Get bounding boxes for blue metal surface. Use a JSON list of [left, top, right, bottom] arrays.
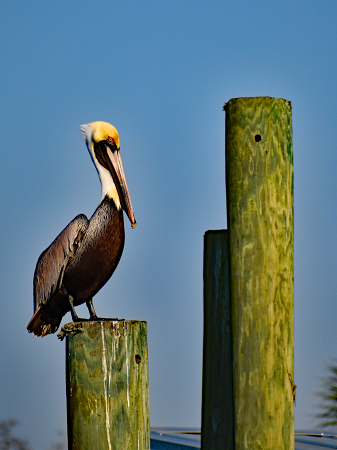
[[150, 428, 200, 449], [295, 433, 337, 449], [150, 429, 337, 449]]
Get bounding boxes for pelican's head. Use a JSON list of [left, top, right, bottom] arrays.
[[80, 121, 136, 228]]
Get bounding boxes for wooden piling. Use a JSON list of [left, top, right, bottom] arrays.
[[225, 97, 294, 450], [202, 230, 234, 450], [202, 97, 294, 449], [65, 320, 150, 450]]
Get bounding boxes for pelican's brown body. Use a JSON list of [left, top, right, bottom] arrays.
[[64, 198, 124, 304], [27, 122, 136, 337]]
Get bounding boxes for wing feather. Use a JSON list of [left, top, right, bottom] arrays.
[[33, 214, 89, 311]]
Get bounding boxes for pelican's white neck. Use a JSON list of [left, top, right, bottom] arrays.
[[80, 123, 121, 208]]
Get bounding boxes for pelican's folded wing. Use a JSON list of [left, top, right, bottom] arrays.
[[33, 214, 89, 311]]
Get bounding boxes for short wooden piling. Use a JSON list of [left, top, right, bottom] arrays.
[[65, 320, 150, 450], [202, 230, 234, 450]]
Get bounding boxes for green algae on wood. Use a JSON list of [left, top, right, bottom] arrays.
[[225, 97, 294, 450], [66, 320, 150, 450]]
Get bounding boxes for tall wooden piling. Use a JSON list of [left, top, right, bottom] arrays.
[[202, 97, 294, 449], [65, 320, 150, 450]]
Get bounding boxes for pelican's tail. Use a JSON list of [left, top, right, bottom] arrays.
[[27, 307, 57, 336], [27, 293, 68, 337]]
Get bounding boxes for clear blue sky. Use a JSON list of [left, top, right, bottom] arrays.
[[0, 1, 336, 448]]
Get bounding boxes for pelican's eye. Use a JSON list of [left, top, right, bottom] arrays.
[[107, 136, 114, 144]]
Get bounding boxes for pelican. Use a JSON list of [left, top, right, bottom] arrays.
[[27, 121, 136, 337]]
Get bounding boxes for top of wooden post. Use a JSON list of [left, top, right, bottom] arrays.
[[223, 96, 292, 112]]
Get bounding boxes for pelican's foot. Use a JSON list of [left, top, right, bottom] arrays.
[[89, 316, 119, 321], [72, 317, 91, 322]]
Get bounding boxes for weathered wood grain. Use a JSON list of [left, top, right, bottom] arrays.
[[224, 97, 294, 450], [66, 320, 150, 450]]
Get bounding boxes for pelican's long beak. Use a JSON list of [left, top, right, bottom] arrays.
[[107, 146, 137, 228], [94, 141, 137, 228]]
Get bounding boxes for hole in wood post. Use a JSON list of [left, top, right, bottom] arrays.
[[255, 134, 262, 142], [135, 354, 141, 364]]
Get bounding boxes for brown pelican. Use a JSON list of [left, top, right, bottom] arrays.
[[27, 121, 136, 337]]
